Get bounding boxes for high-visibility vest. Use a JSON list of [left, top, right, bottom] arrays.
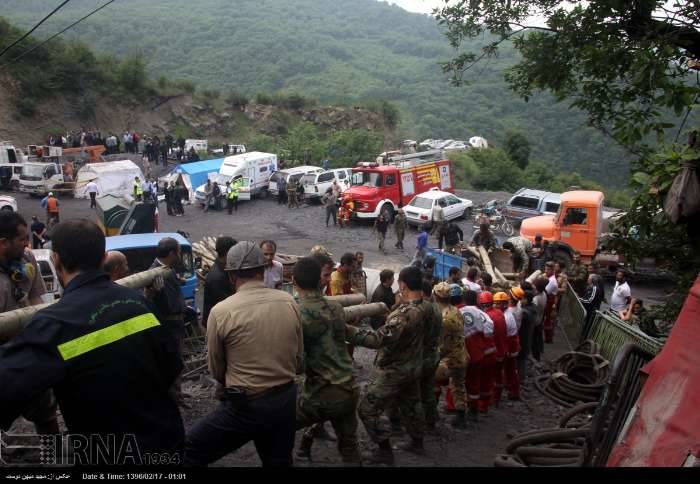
[[47, 197, 58, 213], [134, 181, 143, 195], [227, 185, 239, 199]]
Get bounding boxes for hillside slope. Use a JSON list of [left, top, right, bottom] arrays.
[[1, 0, 634, 187]]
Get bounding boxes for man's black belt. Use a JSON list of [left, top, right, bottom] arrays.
[[162, 314, 183, 321]]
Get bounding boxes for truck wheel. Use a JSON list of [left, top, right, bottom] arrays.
[[380, 203, 394, 223], [1, 206, 13, 212], [554, 249, 573, 270], [9, 180, 19, 191]]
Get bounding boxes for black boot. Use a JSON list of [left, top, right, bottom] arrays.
[[467, 407, 479, 423], [397, 437, 425, 455], [362, 440, 395, 466], [296, 435, 313, 460], [451, 410, 467, 429]]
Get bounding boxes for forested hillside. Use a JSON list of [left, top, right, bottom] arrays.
[[2, 0, 633, 186]]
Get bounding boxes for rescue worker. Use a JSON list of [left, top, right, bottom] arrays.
[[133, 176, 143, 201], [517, 285, 538, 384], [394, 207, 406, 250], [309, 247, 334, 296], [226, 180, 239, 214], [103, 250, 129, 281], [202, 236, 236, 327], [0, 212, 57, 437], [503, 289, 522, 400], [439, 221, 464, 254], [459, 290, 494, 419], [476, 292, 498, 414], [568, 252, 589, 296], [448, 267, 464, 287], [293, 258, 362, 465], [339, 195, 354, 227], [45, 192, 60, 224], [203, 180, 213, 212], [489, 292, 510, 406], [433, 283, 468, 429], [419, 280, 443, 430], [470, 223, 497, 252], [374, 214, 389, 254], [261, 240, 284, 290], [0, 220, 185, 464], [146, 237, 187, 407], [502, 236, 534, 276], [462, 266, 482, 294], [370, 269, 396, 329], [212, 182, 222, 211], [350, 251, 367, 296], [346, 266, 427, 466], [185, 242, 303, 467], [287, 178, 299, 209]]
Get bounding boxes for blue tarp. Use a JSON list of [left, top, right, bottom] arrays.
[[172, 158, 225, 191]]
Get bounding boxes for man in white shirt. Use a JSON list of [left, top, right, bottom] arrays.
[[86, 181, 99, 209], [543, 262, 559, 344], [461, 267, 482, 294], [431, 200, 445, 235], [261, 240, 284, 290], [610, 270, 632, 312], [141, 179, 152, 202]]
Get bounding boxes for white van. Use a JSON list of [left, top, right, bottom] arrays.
[[194, 152, 277, 204], [268, 165, 323, 196], [185, 139, 208, 153], [301, 168, 353, 201]]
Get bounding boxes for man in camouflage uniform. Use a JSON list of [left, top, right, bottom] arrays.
[[419, 279, 443, 430], [293, 258, 361, 465], [287, 178, 299, 209], [470, 223, 498, 252], [568, 252, 588, 296], [346, 266, 426, 465], [434, 283, 468, 428], [394, 207, 407, 250], [502, 236, 534, 275]]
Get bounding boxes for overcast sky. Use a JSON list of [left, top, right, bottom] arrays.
[[379, 0, 444, 14]]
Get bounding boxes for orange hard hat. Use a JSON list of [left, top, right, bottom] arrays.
[[510, 287, 525, 301], [478, 291, 493, 305], [493, 292, 509, 303]]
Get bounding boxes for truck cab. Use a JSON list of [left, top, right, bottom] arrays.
[[520, 190, 604, 266], [105, 233, 198, 312], [19, 161, 74, 196]]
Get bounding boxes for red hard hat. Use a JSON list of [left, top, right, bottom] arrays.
[[478, 291, 493, 305]]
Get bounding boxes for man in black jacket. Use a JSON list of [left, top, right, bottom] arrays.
[[0, 220, 184, 465], [202, 236, 236, 327], [439, 221, 464, 253]]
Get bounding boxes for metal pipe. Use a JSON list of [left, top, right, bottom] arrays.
[[344, 302, 388, 320], [327, 294, 366, 307], [0, 266, 171, 342]]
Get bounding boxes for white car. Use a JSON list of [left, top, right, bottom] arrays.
[[32, 249, 62, 302], [268, 166, 323, 196], [405, 189, 473, 227], [0, 195, 18, 212], [301, 168, 352, 201]]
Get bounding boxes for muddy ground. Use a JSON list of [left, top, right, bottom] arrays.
[[4, 159, 669, 467]]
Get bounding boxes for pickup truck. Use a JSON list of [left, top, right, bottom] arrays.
[[503, 188, 561, 224]]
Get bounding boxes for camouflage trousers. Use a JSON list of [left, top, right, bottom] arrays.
[[420, 361, 440, 426], [288, 192, 299, 208], [435, 362, 466, 411], [358, 368, 424, 443], [378, 232, 386, 252], [297, 385, 360, 462]]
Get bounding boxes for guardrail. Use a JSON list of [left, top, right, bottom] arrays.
[[582, 311, 663, 361], [557, 283, 587, 349]]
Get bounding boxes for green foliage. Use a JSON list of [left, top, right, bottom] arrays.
[[226, 90, 248, 108], [174, 79, 196, 95], [503, 130, 531, 169], [364, 99, 401, 129], [1, 0, 637, 187], [448, 151, 481, 189], [201, 88, 220, 100], [116, 53, 148, 94]]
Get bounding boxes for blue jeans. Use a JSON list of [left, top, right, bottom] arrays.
[[184, 382, 297, 467]]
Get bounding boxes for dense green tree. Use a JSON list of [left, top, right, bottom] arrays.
[[436, 0, 700, 319], [503, 130, 531, 169]]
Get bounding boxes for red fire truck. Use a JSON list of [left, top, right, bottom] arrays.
[[344, 150, 454, 221]]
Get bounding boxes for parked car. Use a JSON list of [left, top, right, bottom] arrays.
[[503, 188, 561, 225], [405, 188, 473, 227], [0, 195, 18, 212], [32, 249, 62, 302], [268, 166, 323, 196], [301, 168, 353, 201]]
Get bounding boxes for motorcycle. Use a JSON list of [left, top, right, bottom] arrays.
[[473, 201, 515, 237]]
